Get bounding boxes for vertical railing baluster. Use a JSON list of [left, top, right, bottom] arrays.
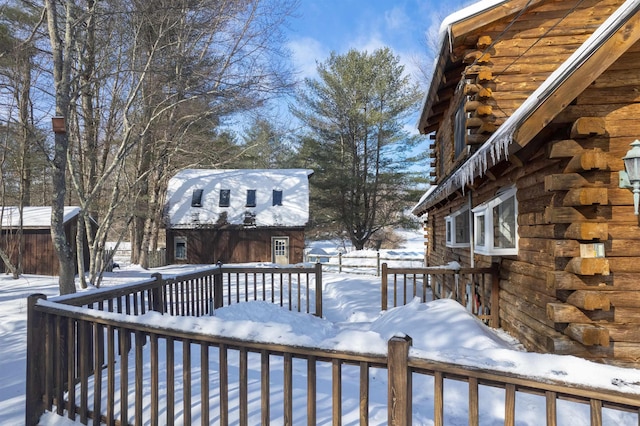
[[505, 383, 516, 426], [106, 325, 115, 426], [360, 361, 369, 426], [166, 338, 175, 424], [150, 334, 159, 426], [239, 348, 248, 426], [546, 391, 557, 426], [469, 377, 478, 426], [119, 328, 129, 425], [307, 356, 316, 426], [332, 360, 342, 425], [201, 344, 209, 426], [183, 340, 192, 425], [219, 344, 229, 426], [261, 350, 270, 425], [283, 353, 292, 426], [135, 332, 144, 426]]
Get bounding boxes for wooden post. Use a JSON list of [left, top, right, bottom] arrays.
[[376, 251, 381, 276], [381, 263, 388, 311], [490, 263, 500, 328], [213, 268, 223, 309], [314, 262, 323, 318], [26, 294, 47, 426], [338, 252, 342, 273], [388, 335, 413, 426], [150, 273, 165, 313]]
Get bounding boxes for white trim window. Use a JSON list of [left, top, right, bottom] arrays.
[[472, 187, 518, 255], [445, 208, 470, 247]]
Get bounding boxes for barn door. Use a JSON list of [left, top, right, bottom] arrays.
[[272, 237, 289, 265]]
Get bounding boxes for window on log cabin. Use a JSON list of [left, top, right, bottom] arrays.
[[472, 186, 518, 256], [219, 189, 231, 207], [445, 208, 470, 247], [453, 91, 470, 159]]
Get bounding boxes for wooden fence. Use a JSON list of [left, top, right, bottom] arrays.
[[381, 263, 500, 328], [305, 251, 424, 276], [25, 264, 640, 425]]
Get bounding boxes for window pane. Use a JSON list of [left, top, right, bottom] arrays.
[[274, 239, 286, 256], [246, 189, 256, 207], [273, 190, 283, 206], [494, 195, 516, 248], [455, 210, 470, 243], [454, 100, 467, 158], [219, 189, 230, 207], [175, 240, 186, 260], [446, 220, 452, 243], [191, 189, 203, 207], [476, 214, 485, 247]]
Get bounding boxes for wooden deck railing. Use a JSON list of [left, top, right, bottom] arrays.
[[56, 263, 323, 318], [25, 264, 640, 425], [380, 263, 500, 328]]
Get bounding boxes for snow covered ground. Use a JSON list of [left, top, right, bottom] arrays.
[[2, 230, 640, 425]]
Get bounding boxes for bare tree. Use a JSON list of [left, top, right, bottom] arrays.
[[38, 0, 297, 290]]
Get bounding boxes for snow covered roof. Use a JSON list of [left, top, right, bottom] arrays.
[[414, 0, 640, 215], [165, 169, 313, 228], [0, 206, 80, 228]]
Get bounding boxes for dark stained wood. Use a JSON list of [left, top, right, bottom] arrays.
[[166, 227, 306, 265]]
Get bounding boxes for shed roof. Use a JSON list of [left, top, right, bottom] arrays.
[[414, 0, 640, 216], [165, 169, 313, 228], [0, 206, 81, 229]]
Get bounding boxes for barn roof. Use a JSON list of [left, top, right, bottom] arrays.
[[413, 0, 640, 216], [165, 169, 313, 228], [0, 206, 81, 228]]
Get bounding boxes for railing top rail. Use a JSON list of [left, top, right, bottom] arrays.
[[408, 356, 640, 410], [220, 265, 319, 274], [50, 275, 162, 306], [383, 266, 496, 275], [34, 298, 384, 366]]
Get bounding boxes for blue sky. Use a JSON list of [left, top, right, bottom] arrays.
[[285, 0, 476, 82]]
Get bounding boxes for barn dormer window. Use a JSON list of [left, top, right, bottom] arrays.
[[219, 189, 230, 207], [246, 189, 256, 207], [191, 189, 203, 207], [272, 190, 283, 206]]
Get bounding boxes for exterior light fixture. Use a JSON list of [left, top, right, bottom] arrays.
[[619, 140, 640, 215]]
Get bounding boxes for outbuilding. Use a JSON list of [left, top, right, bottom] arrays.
[[164, 169, 313, 265], [0, 206, 90, 276]]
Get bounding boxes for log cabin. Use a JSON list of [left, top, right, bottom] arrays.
[[0, 206, 91, 276], [413, 0, 640, 366], [164, 169, 313, 265]]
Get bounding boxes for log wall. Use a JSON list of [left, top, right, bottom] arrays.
[[426, 0, 640, 365]]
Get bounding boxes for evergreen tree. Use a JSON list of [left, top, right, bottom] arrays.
[[293, 48, 423, 249]]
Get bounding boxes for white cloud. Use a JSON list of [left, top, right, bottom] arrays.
[[287, 37, 328, 80], [384, 6, 410, 31]]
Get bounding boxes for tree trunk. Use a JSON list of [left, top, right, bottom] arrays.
[[46, 0, 76, 295]]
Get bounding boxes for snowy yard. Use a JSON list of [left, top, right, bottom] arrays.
[[2, 232, 640, 424]]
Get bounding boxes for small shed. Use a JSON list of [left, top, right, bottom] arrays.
[[164, 169, 313, 265], [0, 206, 90, 276], [413, 0, 640, 366]]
